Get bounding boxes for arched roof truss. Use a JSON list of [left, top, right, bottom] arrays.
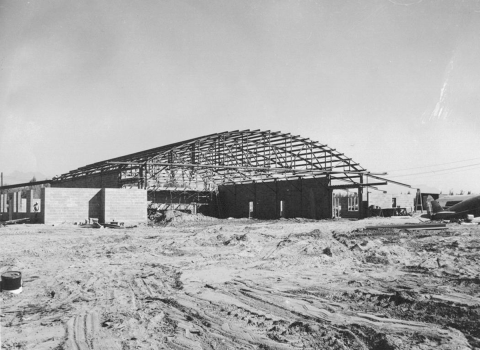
[[53, 129, 398, 191]]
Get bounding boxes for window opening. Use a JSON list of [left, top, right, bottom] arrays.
[[348, 193, 358, 211], [333, 194, 341, 218]]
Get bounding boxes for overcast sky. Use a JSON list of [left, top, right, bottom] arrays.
[[1, 0, 479, 193]]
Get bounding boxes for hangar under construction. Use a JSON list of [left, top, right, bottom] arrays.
[[1, 129, 412, 223]]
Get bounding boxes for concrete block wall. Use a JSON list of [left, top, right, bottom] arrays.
[[102, 188, 147, 224], [218, 177, 330, 220], [42, 188, 101, 224], [368, 192, 392, 208], [393, 193, 415, 212], [41, 188, 147, 224]]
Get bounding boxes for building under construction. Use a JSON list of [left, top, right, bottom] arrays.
[[38, 129, 409, 220]]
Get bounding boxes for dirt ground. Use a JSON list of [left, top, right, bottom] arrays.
[[1, 215, 480, 350]]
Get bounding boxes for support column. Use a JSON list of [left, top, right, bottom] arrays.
[[0, 193, 4, 220], [9, 193, 14, 220], [358, 175, 364, 219], [327, 175, 333, 219], [139, 167, 144, 189], [14, 192, 20, 214], [26, 190, 33, 214]]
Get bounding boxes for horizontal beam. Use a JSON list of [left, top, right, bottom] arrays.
[[328, 181, 388, 189], [366, 174, 411, 188], [110, 161, 295, 172], [108, 161, 386, 175], [0, 180, 51, 190]]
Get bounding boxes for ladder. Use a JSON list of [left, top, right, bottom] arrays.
[[414, 189, 423, 213]]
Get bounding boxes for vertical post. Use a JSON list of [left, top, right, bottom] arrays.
[[2, 193, 7, 214], [26, 190, 33, 214], [139, 166, 144, 189], [144, 165, 148, 189], [14, 192, 19, 214], [9, 193, 14, 220], [253, 181, 257, 218], [358, 175, 364, 219], [415, 189, 423, 213], [366, 176, 369, 215], [327, 175, 333, 219], [40, 187, 46, 224]]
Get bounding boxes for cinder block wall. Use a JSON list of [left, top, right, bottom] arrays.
[[368, 192, 392, 208], [102, 188, 147, 224], [41, 188, 147, 224], [42, 188, 101, 224], [218, 177, 330, 220], [393, 194, 415, 212]]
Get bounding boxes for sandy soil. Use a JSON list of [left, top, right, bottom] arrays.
[[1, 215, 480, 350]]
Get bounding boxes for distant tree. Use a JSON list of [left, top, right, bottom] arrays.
[[30, 176, 37, 183], [468, 191, 472, 195], [449, 189, 454, 195], [459, 190, 464, 195]]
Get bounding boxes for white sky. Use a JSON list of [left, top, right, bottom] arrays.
[[1, 0, 480, 193]]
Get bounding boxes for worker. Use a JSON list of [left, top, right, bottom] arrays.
[[33, 202, 39, 222]]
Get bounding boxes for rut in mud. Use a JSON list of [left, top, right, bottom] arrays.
[[1, 217, 479, 349]]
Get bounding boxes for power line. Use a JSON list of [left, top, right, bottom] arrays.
[[386, 156, 480, 173], [388, 162, 480, 178]]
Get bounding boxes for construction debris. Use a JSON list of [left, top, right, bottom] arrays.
[[0, 218, 30, 226], [365, 223, 447, 230]]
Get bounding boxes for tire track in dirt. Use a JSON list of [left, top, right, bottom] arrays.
[[216, 280, 471, 349], [66, 311, 120, 350]]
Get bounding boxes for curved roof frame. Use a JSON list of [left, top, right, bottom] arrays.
[[54, 129, 376, 191]]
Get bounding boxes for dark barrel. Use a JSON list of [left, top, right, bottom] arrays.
[[1, 271, 22, 291]]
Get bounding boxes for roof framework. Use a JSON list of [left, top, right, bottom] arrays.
[[53, 129, 397, 191]]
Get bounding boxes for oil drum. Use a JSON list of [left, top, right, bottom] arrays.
[[1, 271, 22, 294]]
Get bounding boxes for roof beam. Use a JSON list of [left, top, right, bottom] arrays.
[[328, 181, 387, 189]]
